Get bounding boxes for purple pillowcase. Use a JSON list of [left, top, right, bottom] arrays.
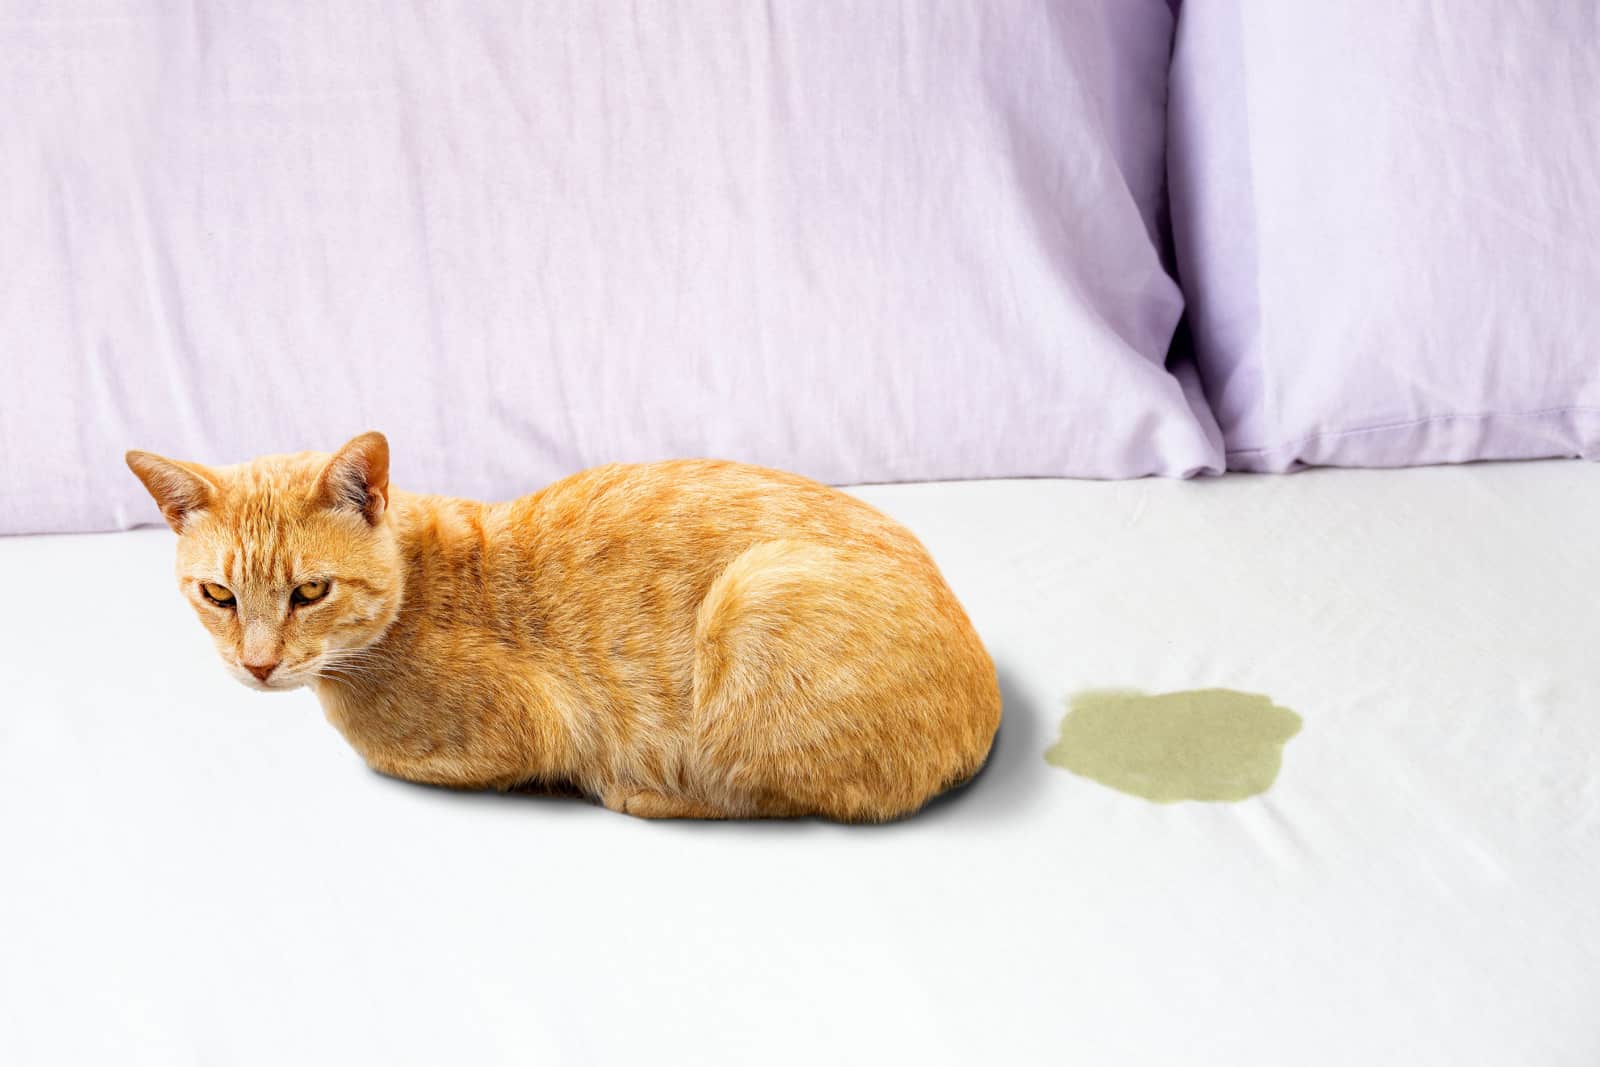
[[1168, 2, 1600, 471], [0, 1, 1216, 535]]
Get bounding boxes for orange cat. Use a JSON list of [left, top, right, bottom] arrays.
[[126, 433, 1000, 820]]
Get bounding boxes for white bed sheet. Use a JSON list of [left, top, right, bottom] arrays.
[[2, 461, 1597, 1066]]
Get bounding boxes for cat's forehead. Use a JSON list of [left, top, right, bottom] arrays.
[[203, 452, 345, 527], [178, 512, 339, 582], [215, 451, 330, 498], [174, 460, 366, 580]]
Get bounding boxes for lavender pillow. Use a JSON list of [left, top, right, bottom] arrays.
[[1168, 2, 1600, 471], [0, 1, 1216, 535]]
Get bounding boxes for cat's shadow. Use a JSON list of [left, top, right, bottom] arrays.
[[907, 662, 1043, 827], [375, 660, 1045, 831]]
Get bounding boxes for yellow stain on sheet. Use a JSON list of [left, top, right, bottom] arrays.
[[1046, 689, 1301, 803]]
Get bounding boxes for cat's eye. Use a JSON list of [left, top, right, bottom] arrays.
[[292, 579, 330, 606], [200, 582, 235, 607]]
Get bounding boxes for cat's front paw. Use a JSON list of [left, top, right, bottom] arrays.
[[600, 786, 728, 820]]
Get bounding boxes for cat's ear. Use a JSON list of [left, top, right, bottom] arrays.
[[315, 431, 390, 524], [125, 450, 219, 533]]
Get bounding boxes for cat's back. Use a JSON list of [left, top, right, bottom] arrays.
[[478, 459, 951, 727], [464, 459, 997, 818], [502, 459, 921, 577]]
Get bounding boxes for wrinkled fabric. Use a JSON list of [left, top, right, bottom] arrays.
[[1169, 1, 1600, 471], [5, 462, 1600, 1065], [0, 0, 1215, 535]]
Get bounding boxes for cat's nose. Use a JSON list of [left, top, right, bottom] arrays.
[[245, 661, 279, 682]]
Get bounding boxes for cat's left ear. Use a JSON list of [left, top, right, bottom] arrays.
[[315, 431, 390, 525]]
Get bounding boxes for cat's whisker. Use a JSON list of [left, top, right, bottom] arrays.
[[315, 647, 402, 681]]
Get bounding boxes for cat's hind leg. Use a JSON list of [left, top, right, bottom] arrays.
[[691, 540, 998, 822]]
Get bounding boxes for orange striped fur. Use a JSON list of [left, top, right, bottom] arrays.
[[126, 433, 1000, 820]]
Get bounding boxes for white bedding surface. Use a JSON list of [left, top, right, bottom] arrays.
[[2, 462, 1597, 1066]]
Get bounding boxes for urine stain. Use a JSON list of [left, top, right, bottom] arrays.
[[1045, 689, 1302, 803]]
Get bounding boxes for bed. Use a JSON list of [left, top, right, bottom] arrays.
[[3, 460, 1596, 1066], [5, 3, 1599, 1062]]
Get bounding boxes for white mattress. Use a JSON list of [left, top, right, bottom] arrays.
[[3, 462, 1597, 1066]]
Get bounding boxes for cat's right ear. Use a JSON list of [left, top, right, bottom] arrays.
[[125, 450, 218, 533]]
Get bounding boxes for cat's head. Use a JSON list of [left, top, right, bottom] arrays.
[[126, 432, 404, 692]]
